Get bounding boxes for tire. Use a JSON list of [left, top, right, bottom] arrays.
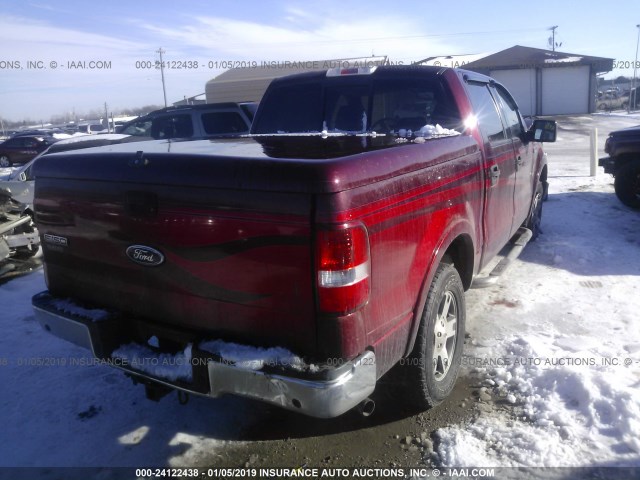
[[525, 181, 544, 240], [0, 156, 11, 168], [402, 262, 466, 410], [614, 162, 640, 209]]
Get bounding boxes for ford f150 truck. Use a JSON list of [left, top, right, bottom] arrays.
[[31, 66, 555, 418]]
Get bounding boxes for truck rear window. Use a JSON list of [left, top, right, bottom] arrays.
[[254, 83, 323, 134], [253, 76, 461, 135]]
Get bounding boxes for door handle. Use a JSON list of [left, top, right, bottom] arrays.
[[516, 156, 524, 166], [489, 164, 500, 187]]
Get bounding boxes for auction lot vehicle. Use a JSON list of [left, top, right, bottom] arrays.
[[600, 125, 640, 209], [0, 134, 139, 210], [0, 187, 39, 275], [0, 135, 58, 167], [32, 66, 555, 418], [117, 102, 257, 139]]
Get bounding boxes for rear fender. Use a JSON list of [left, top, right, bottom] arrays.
[[403, 220, 476, 358]]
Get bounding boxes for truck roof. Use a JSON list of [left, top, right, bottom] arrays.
[[265, 64, 491, 84]]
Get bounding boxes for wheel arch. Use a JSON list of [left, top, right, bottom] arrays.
[[403, 224, 476, 358]]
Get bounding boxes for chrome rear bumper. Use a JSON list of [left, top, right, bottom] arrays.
[[32, 291, 376, 418]]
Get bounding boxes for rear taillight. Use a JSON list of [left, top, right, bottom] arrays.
[[315, 224, 370, 314]]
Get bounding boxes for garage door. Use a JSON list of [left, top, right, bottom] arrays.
[[490, 69, 536, 116], [541, 66, 590, 115]]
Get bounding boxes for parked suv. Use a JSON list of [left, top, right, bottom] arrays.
[[118, 102, 257, 140]]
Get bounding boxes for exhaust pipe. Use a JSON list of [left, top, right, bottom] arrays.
[[357, 397, 375, 417]]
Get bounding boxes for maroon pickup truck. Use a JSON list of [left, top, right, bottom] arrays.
[[31, 66, 555, 418]]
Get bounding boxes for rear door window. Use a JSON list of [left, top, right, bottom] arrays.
[[201, 111, 249, 134], [150, 114, 194, 139], [121, 119, 152, 136], [465, 82, 506, 143]]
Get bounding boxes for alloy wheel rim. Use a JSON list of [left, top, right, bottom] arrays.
[[432, 290, 458, 380]]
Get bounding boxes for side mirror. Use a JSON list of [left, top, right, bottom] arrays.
[[528, 119, 556, 143]]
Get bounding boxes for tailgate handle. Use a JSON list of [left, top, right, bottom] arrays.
[[125, 191, 158, 217]]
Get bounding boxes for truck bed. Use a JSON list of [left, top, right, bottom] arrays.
[[34, 135, 479, 361]]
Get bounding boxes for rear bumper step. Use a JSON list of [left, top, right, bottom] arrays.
[[598, 156, 615, 175], [31, 291, 376, 418]]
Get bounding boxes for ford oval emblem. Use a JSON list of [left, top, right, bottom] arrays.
[[126, 245, 165, 266]]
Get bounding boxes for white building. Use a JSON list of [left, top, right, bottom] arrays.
[[464, 45, 613, 116], [203, 47, 613, 116]]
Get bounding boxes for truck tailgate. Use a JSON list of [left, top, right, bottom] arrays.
[[33, 143, 316, 354]]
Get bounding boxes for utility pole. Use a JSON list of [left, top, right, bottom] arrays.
[[104, 102, 109, 132], [630, 24, 640, 113], [157, 47, 168, 108], [549, 26, 558, 51]]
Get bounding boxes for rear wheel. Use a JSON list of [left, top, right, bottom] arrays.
[[0, 155, 11, 168], [402, 262, 465, 410], [614, 162, 640, 209]]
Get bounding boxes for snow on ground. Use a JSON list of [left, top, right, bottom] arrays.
[[0, 272, 258, 468], [0, 114, 639, 471], [434, 115, 640, 469]]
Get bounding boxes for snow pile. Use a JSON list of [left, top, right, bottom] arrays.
[[437, 333, 640, 467], [433, 122, 640, 468], [111, 343, 193, 382], [544, 56, 583, 64], [417, 123, 459, 137], [50, 298, 110, 322], [200, 339, 313, 372]]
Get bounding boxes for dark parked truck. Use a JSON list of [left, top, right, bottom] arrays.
[[600, 125, 640, 209], [32, 66, 555, 418]]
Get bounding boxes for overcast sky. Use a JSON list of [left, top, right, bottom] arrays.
[[1, 0, 639, 123]]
